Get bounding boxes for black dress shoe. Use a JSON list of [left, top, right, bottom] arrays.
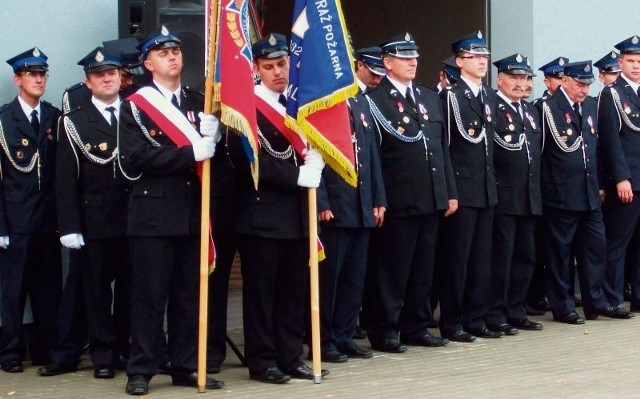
[[284, 363, 329, 380], [507, 317, 543, 331], [444, 330, 476, 343], [596, 305, 635, 319], [370, 338, 407, 353], [487, 323, 519, 336], [37, 363, 77, 376], [206, 360, 221, 374], [126, 374, 150, 396], [318, 350, 348, 363], [553, 311, 584, 325], [172, 372, 224, 389], [250, 366, 291, 384], [401, 332, 449, 347], [94, 365, 115, 379], [467, 326, 505, 338], [338, 345, 373, 359], [352, 326, 367, 340], [1, 359, 23, 373]]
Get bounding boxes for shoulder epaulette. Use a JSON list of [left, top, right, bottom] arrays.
[[183, 86, 204, 97], [607, 81, 619, 88], [63, 106, 83, 116], [64, 82, 86, 92]]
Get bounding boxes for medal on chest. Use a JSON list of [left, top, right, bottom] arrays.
[[485, 104, 492, 123], [525, 112, 536, 129], [360, 113, 368, 128], [506, 112, 514, 131], [419, 103, 429, 121], [396, 101, 404, 113], [587, 116, 595, 134]]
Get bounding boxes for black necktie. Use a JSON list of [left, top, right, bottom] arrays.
[[406, 87, 416, 109], [106, 106, 117, 126], [511, 102, 521, 118], [278, 93, 287, 107], [171, 94, 180, 109], [477, 90, 483, 104], [573, 103, 582, 127], [30, 109, 40, 134]]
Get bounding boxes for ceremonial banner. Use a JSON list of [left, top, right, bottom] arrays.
[[213, 0, 260, 187], [286, 0, 358, 187]]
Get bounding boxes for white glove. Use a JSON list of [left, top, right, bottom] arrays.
[[297, 165, 322, 188], [60, 233, 85, 249], [198, 112, 221, 143], [0, 236, 9, 249], [303, 148, 325, 170], [193, 136, 215, 161]]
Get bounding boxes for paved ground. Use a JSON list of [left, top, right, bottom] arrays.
[[2, 285, 639, 398]]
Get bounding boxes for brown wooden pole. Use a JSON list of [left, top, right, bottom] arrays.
[[198, 0, 220, 392], [308, 187, 322, 383]]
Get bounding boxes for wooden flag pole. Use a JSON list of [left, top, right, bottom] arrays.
[[308, 187, 322, 383], [198, 0, 220, 393]]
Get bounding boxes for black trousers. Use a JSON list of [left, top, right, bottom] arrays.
[[526, 217, 547, 307], [50, 248, 87, 366], [206, 231, 238, 365], [126, 235, 199, 377], [543, 207, 608, 317], [319, 227, 370, 352], [486, 215, 537, 324], [0, 233, 61, 363], [238, 235, 308, 374], [363, 213, 438, 343], [439, 206, 494, 336], [80, 238, 131, 367], [602, 192, 640, 307]]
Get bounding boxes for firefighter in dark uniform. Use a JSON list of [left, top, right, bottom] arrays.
[[527, 56, 571, 316], [354, 46, 386, 92], [485, 54, 544, 335], [0, 48, 62, 373], [598, 36, 640, 314], [316, 47, 388, 363], [39, 47, 133, 380], [362, 32, 456, 353], [237, 33, 327, 384], [594, 51, 621, 86], [438, 31, 502, 342], [540, 60, 632, 324], [117, 26, 223, 395]]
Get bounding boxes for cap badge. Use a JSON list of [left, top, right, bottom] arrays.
[[404, 32, 411, 41], [477, 31, 483, 39], [161, 25, 169, 36], [611, 51, 617, 58], [268, 34, 277, 46], [516, 54, 523, 63], [584, 64, 591, 73], [33, 47, 40, 57], [559, 58, 565, 66], [526, 58, 530, 66], [95, 51, 104, 62], [633, 36, 639, 45]]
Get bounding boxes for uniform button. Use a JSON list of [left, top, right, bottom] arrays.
[[426, 137, 430, 141], [429, 152, 433, 156], [143, 190, 148, 195], [358, 164, 362, 168], [125, 188, 129, 192], [486, 167, 490, 170], [584, 144, 588, 148], [432, 167, 436, 171], [187, 181, 191, 186], [256, 197, 261, 201]]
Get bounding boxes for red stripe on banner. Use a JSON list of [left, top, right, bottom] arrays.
[[128, 93, 216, 265], [255, 95, 307, 157]]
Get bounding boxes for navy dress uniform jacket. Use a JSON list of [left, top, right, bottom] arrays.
[[366, 77, 457, 216], [119, 85, 204, 236], [441, 79, 498, 208], [494, 97, 542, 216], [597, 76, 640, 189], [317, 93, 387, 227], [0, 98, 60, 235], [234, 113, 308, 239], [540, 90, 600, 211], [56, 103, 129, 239]]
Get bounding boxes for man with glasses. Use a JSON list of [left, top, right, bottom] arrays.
[[0, 48, 62, 373], [439, 31, 502, 342]]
